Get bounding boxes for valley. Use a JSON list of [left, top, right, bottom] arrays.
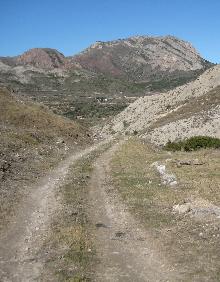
[[0, 35, 220, 281], [0, 36, 213, 124]]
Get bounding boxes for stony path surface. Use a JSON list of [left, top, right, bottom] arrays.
[[0, 139, 110, 282], [88, 141, 180, 282]]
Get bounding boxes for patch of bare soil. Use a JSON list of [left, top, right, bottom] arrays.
[[88, 141, 181, 281]]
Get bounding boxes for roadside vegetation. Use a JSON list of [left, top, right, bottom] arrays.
[[111, 138, 220, 281]]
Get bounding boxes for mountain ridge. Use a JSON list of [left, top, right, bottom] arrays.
[[69, 35, 211, 80], [0, 35, 214, 122], [0, 35, 213, 75]]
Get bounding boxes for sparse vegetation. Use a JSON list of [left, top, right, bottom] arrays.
[[123, 120, 129, 128], [147, 69, 207, 91], [0, 88, 90, 230], [111, 139, 220, 281], [42, 157, 95, 281], [149, 85, 220, 131], [63, 99, 128, 121]]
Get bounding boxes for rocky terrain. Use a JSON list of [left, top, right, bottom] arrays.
[[103, 64, 220, 144], [0, 36, 213, 123], [70, 35, 211, 81], [0, 34, 220, 281], [1, 36, 211, 76], [0, 48, 66, 69]]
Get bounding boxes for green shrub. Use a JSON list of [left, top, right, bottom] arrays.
[[164, 139, 183, 151], [164, 136, 220, 152]]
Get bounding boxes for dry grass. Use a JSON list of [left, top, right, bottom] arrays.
[[0, 88, 89, 141], [40, 157, 95, 281], [111, 138, 220, 281], [0, 88, 91, 232], [166, 149, 220, 204]]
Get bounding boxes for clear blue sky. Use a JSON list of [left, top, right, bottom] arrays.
[[0, 0, 219, 63]]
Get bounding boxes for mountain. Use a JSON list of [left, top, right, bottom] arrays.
[[0, 36, 212, 82], [0, 48, 66, 69], [1, 36, 211, 74], [69, 35, 211, 81], [0, 36, 214, 122], [15, 48, 66, 69], [102, 64, 220, 143]]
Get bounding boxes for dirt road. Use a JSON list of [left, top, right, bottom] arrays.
[[0, 139, 111, 282], [88, 141, 180, 281], [0, 139, 181, 281]]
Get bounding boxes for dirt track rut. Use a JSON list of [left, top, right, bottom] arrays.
[[88, 141, 180, 281], [0, 139, 110, 282]]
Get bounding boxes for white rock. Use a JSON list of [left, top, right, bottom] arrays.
[[173, 203, 191, 214]]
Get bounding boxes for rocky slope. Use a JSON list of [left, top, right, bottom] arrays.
[[70, 35, 211, 81], [0, 48, 66, 69], [102, 65, 220, 144], [16, 48, 66, 69]]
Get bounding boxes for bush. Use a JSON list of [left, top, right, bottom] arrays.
[[165, 140, 183, 151], [164, 136, 220, 152]]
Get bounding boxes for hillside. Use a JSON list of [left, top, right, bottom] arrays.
[[0, 48, 66, 69], [70, 35, 211, 81], [0, 36, 213, 123], [0, 87, 90, 229], [102, 65, 220, 144]]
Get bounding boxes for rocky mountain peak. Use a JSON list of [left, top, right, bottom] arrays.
[[15, 48, 66, 69], [70, 35, 211, 80]]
